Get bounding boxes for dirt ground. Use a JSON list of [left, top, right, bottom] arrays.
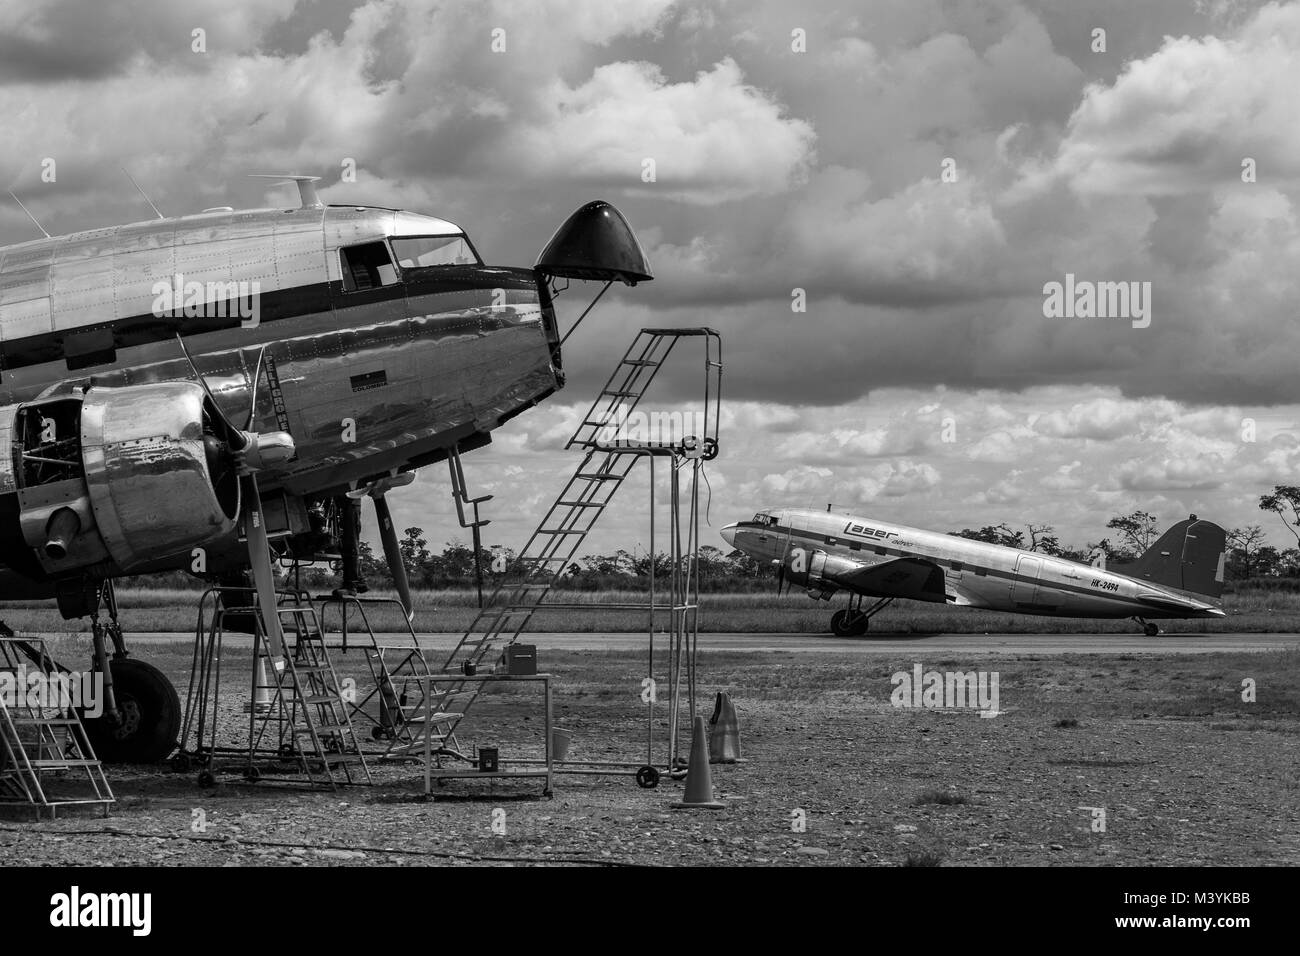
[[2, 644, 1297, 866]]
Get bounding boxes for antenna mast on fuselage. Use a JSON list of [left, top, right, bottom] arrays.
[[121, 167, 166, 220], [6, 189, 50, 238]]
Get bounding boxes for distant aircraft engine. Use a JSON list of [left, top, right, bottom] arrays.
[[0, 382, 240, 579], [778, 546, 857, 597]]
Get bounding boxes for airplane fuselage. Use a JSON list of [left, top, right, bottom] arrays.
[[724, 507, 1225, 621], [0, 203, 563, 590]]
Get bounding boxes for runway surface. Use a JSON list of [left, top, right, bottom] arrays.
[[98, 631, 1300, 654]]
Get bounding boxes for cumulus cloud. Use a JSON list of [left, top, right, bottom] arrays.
[[506, 58, 815, 202], [1037, 1, 1300, 196]]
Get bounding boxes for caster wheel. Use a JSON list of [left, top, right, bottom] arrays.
[[636, 765, 660, 789], [196, 770, 216, 788]]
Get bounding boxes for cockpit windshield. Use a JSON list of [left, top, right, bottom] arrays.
[[752, 512, 776, 526], [391, 235, 479, 269]]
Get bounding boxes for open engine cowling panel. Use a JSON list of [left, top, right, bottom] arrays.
[[0, 382, 239, 578]]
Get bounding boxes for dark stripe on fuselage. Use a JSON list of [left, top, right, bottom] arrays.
[[762, 522, 1193, 614], [0, 265, 545, 382]]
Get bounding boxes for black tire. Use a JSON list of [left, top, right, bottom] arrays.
[[831, 609, 861, 637], [81, 658, 181, 764], [1143, 622, 1160, 637], [636, 765, 660, 789], [850, 614, 871, 637]]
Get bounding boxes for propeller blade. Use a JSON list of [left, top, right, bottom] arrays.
[[242, 473, 285, 660], [176, 333, 249, 451], [245, 345, 268, 431], [372, 494, 414, 622]]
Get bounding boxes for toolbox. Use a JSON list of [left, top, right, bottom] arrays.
[[502, 644, 537, 676]]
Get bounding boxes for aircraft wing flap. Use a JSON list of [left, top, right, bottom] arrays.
[[833, 557, 947, 602]]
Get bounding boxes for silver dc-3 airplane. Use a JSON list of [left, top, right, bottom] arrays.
[[0, 175, 653, 762], [721, 507, 1227, 637]]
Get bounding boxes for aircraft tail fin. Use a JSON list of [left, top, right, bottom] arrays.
[[1126, 515, 1227, 599]]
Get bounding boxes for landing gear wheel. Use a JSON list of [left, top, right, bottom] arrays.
[[636, 765, 660, 789], [1143, 622, 1160, 637], [81, 658, 181, 763], [831, 609, 869, 637]]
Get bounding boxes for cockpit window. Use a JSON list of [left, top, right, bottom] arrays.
[[752, 513, 775, 526], [340, 242, 399, 292], [391, 235, 479, 269]]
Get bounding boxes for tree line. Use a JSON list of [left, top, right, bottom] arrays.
[[117, 486, 1300, 592]]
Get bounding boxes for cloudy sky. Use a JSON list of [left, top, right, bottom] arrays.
[[4, 0, 1300, 558]]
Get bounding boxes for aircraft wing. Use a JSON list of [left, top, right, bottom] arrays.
[[832, 557, 948, 602]]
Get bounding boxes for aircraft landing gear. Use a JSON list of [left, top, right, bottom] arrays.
[[1135, 617, 1161, 637], [830, 596, 895, 637], [78, 579, 182, 764], [831, 609, 867, 637]]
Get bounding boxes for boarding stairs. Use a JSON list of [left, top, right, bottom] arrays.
[[0, 634, 114, 818], [389, 328, 722, 762]]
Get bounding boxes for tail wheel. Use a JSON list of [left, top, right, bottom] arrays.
[[1143, 622, 1160, 637], [81, 658, 181, 763]]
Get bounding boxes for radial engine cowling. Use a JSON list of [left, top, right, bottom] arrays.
[[5, 382, 240, 577], [779, 546, 859, 595]]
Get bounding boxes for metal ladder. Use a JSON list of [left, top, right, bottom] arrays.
[[397, 328, 721, 760], [0, 635, 114, 818], [245, 603, 372, 788], [314, 594, 442, 754]]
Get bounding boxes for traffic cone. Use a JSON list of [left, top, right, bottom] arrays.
[[672, 715, 725, 809], [247, 653, 272, 714], [708, 691, 743, 764]]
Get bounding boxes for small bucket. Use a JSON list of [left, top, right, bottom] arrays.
[[551, 728, 573, 762]]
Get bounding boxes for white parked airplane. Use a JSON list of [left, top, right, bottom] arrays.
[[720, 507, 1226, 636]]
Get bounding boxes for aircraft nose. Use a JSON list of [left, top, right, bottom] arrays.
[[720, 523, 737, 548]]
